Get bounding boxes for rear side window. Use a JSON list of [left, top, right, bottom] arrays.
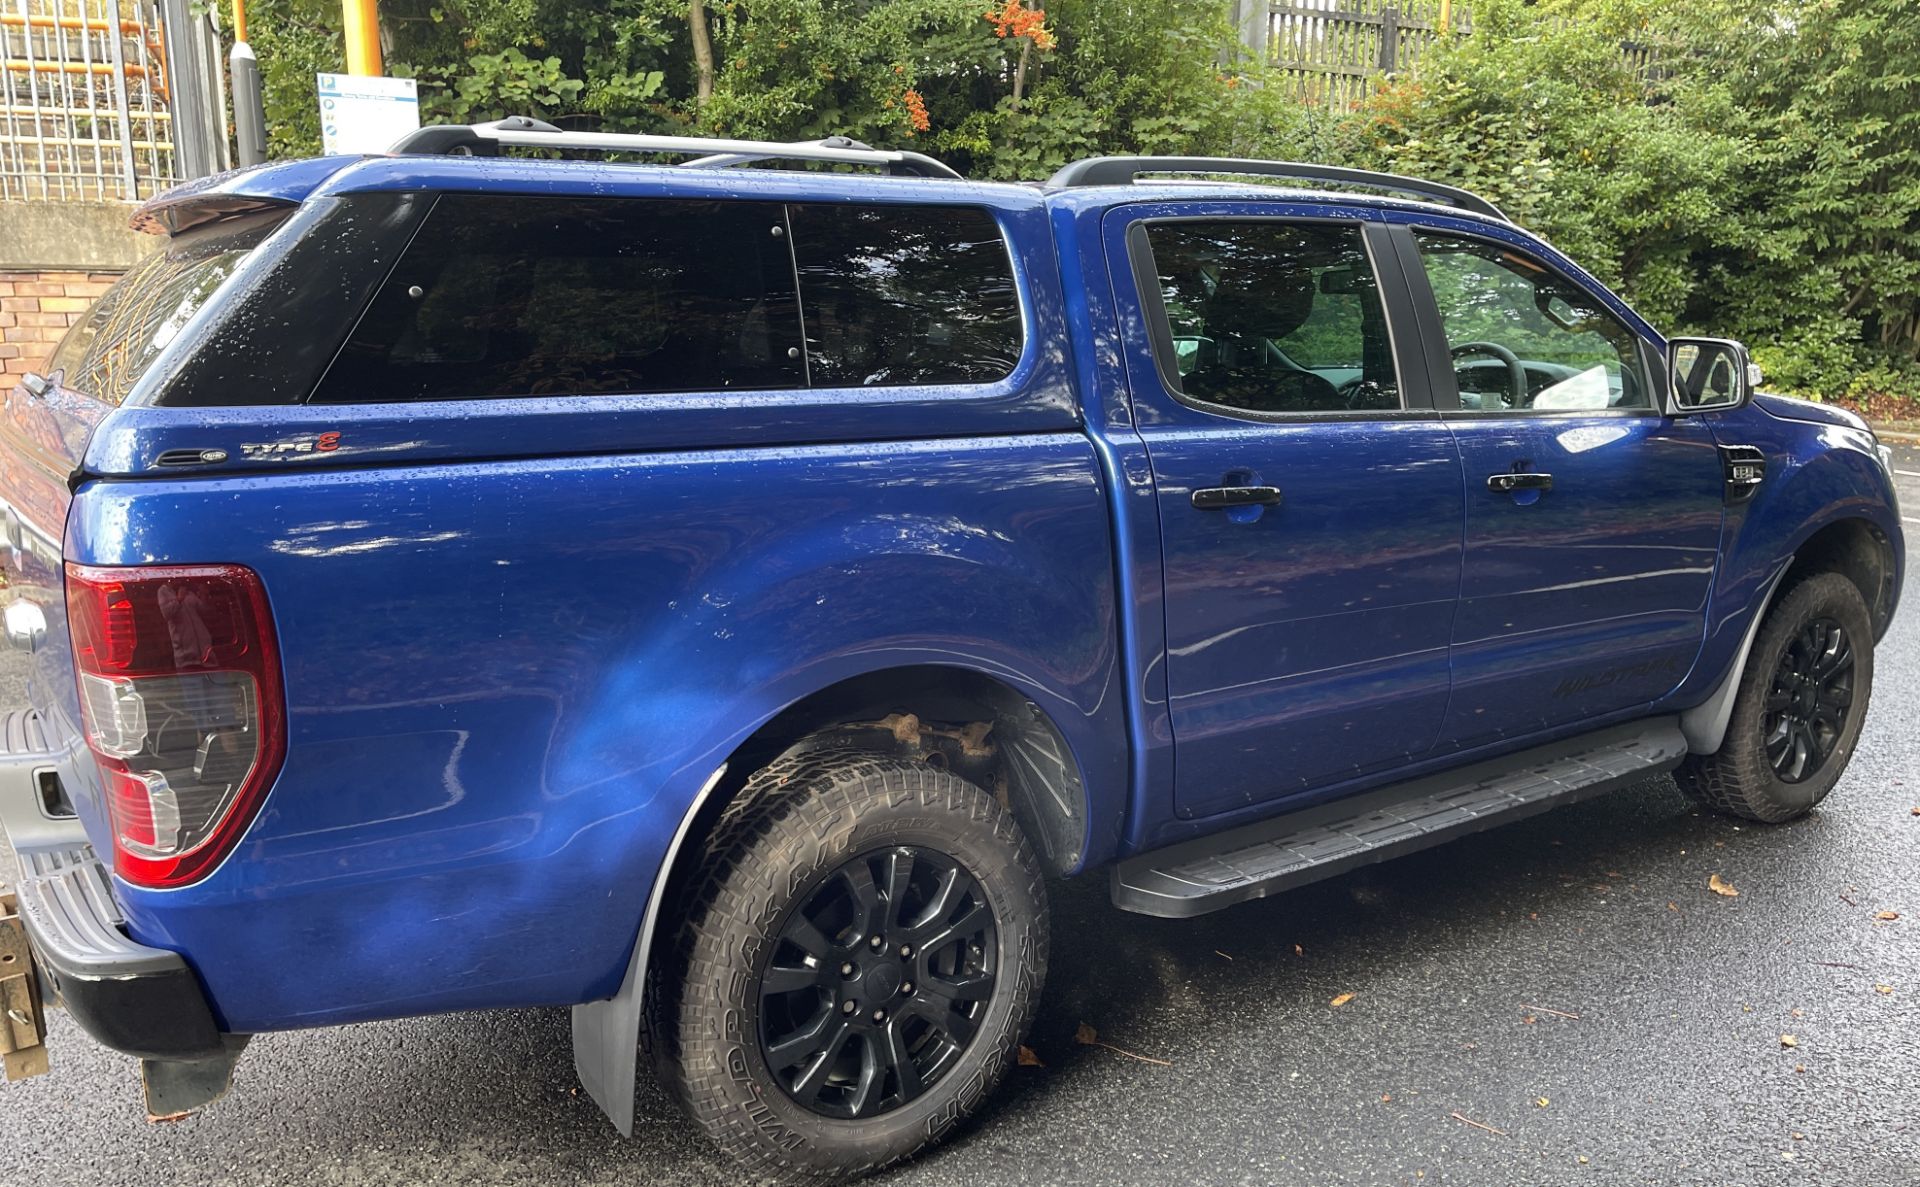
[[312, 195, 1022, 402], [49, 212, 284, 407], [790, 203, 1020, 387], [315, 196, 805, 401]]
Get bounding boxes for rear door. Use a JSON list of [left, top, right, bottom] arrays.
[[1106, 203, 1466, 820], [1391, 221, 1723, 752]]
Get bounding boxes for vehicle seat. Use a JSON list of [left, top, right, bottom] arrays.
[[1182, 269, 1340, 414]]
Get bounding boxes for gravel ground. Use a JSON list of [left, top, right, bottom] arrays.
[[2, 448, 1916, 1187]]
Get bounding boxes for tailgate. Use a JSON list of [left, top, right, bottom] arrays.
[[2, 377, 105, 734], [2, 376, 105, 866]]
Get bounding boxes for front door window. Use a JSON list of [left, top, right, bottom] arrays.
[[1413, 232, 1651, 412]]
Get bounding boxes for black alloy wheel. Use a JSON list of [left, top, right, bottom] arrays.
[[759, 845, 998, 1119], [1676, 571, 1875, 823], [651, 748, 1047, 1182], [1763, 617, 1855, 783]]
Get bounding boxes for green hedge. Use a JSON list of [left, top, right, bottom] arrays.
[[244, 0, 1920, 404]]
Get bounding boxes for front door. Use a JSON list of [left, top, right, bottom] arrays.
[[1398, 224, 1724, 753], [1110, 207, 1466, 820]]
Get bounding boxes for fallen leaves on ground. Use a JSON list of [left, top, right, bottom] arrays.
[[1074, 1023, 1172, 1066], [1536, 1097, 1550, 1108], [1709, 874, 1740, 898], [1017, 1045, 1045, 1067], [1875, 984, 1895, 995], [1780, 1034, 1799, 1048], [1910, 806, 1919, 816], [1330, 992, 1356, 1008], [1874, 910, 1900, 921], [1293, 943, 1305, 957]]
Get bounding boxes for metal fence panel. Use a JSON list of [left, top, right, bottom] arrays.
[[0, 0, 183, 201]]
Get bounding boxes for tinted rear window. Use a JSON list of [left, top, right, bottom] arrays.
[[316, 196, 804, 402], [790, 203, 1020, 387], [312, 194, 1021, 402], [48, 212, 283, 406]]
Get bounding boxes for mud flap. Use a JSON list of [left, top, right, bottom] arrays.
[[141, 1034, 250, 1121], [573, 762, 728, 1136]]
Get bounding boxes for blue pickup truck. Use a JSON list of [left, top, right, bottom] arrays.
[[0, 119, 1904, 1181]]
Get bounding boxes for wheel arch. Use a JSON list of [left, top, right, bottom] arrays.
[[1680, 513, 1895, 755], [730, 665, 1091, 857], [1779, 516, 1897, 640], [571, 662, 1100, 1135]]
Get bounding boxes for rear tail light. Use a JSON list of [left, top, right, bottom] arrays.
[[65, 564, 285, 888]]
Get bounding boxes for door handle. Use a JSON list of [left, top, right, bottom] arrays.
[[1192, 485, 1284, 510], [1486, 472, 1553, 494]]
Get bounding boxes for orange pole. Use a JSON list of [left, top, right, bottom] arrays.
[[343, 0, 382, 75], [233, 0, 248, 43]]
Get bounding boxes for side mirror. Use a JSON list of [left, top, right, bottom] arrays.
[[1171, 335, 1213, 376], [1667, 337, 1755, 414]]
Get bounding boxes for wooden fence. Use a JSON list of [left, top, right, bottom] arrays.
[[1236, 0, 1469, 109], [1236, 1, 1673, 111]]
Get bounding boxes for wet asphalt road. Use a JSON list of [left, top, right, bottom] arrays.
[[2, 447, 1917, 1187]]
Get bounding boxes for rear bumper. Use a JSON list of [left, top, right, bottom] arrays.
[[14, 846, 226, 1060], [3, 707, 226, 1061]]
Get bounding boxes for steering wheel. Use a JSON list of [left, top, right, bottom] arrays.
[[1450, 341, 1528, 409], [1336, 375, 1394, 410]]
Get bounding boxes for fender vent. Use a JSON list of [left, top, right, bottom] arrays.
[[1720, 445, 1766, 504]]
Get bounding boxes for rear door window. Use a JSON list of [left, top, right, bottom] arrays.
[[312, 195, 1023, 402], [1144, 220, 1400, 415]]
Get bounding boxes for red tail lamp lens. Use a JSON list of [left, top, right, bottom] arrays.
[[65, 563, 285, 888]]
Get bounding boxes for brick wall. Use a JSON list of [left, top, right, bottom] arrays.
[[0, 270, 119, 388]]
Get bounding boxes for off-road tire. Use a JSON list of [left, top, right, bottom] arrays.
[[1677, 572, 1874, 822], [650, 749, 1048, 1184]]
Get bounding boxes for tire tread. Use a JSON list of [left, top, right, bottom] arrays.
[[650, 748, 1047, 1184], [1677, 572, 1874, 823]]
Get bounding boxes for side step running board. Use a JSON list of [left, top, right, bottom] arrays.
[[1113, 718, 1688, 918]]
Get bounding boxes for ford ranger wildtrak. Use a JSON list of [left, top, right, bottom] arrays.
[[0, 120, 1903, 1182]]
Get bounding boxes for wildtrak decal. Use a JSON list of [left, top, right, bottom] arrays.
[[1551, 655, 1683, 699]]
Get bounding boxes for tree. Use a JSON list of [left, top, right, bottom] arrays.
[[237, 0, 1920, 403]]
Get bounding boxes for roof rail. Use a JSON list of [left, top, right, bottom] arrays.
[[1048, 156, 1508, 221], [387, 116, 964, 180]]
